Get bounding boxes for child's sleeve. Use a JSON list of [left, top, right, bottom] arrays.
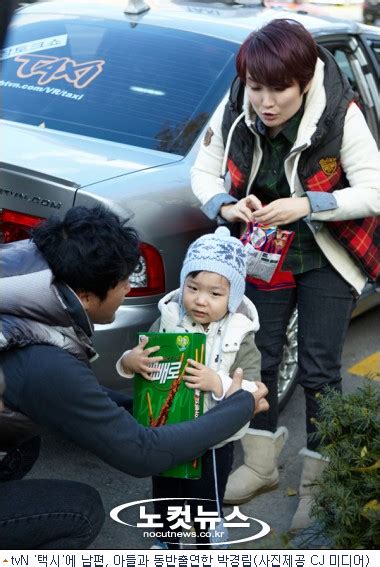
[[211, 333, 261, 401], [116, 351, 134, 379], [231, 333, 261, 382]]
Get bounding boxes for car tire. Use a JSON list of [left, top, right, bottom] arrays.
[[278, 308, 298, 412]]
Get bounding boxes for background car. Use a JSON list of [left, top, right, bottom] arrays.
[[363, 0, 380, 25], [1, 0, 379, 408]]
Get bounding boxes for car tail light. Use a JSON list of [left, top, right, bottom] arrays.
[[128, 242, 165, 297], [0, 211, 165, 296], [0, 209, 44, 243]]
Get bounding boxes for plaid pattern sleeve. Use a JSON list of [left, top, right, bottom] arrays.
[[304, 163, 344, 192], [328, 217, 380, 281], [227, 158, 247, 198], [304, 161, 380, 282]]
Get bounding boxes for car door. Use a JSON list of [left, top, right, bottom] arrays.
[[317, 32, 380, 147], [363, 32, 380, 77]]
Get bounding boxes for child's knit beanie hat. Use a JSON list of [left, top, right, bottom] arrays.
[[180, 226, 247, 313]]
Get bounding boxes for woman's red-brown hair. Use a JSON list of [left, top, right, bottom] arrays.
[[236, 19, 318, 92]]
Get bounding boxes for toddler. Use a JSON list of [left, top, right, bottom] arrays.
[[117, 227, 262, 548]]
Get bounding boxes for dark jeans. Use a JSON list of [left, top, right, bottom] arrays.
[[246, 265, 356, 450], [0, 387, 125, 549], [0, 436, 41, 482], [0, 478, 105, 549], [152, 443, 234, 548]]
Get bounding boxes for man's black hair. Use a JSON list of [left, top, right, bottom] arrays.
[[32, 205, 140, 300]]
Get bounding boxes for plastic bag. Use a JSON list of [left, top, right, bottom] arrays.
[[241, 222, 295, 284]]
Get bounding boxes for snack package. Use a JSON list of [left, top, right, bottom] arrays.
[[133, 332, 206, 479], [241, 221, 295, 284]]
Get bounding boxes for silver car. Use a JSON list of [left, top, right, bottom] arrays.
[[1, 0, 379, 407]]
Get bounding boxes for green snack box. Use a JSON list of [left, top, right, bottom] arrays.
[[133, 332, 206, 479]]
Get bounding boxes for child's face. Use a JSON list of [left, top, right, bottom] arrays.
[[182, 272, 230, 328]]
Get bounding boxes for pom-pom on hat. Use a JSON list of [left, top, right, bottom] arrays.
[[180, 226, 247, 313]]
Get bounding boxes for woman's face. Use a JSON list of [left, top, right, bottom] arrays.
[[246, 73, 310, 136]]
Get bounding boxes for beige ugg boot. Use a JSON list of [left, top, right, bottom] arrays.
[[290, 448, 329, 532], [223, 427, 288, 505]]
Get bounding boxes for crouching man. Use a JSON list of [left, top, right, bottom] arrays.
[[0, 206, 268, 547]]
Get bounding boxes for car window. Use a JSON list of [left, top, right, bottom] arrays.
[[331, 48, 364, 106], [333, 49, 356, 84], [367, 38, 380, 68], [0, 15, 237, 155]]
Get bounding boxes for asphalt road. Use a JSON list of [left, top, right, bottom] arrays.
[[27, 303, 380, 550]]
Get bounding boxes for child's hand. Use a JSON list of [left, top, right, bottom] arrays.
[[121, 336, 163, 380], [183, 359, 223, 397]]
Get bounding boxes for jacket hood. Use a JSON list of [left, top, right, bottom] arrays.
[[0, 240, 70, 327], [0, 240, 95, 360], [158, 288, 260, 334], [307, 46, 354, 148]]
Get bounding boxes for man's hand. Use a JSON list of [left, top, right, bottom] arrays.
[[252, 197, 310, 225], [120, 336, 163, 380], [252, 382, 270, 415], [225, 368, 269, 416], [184, 359, 223, 397], [220, 195, 262, 223]]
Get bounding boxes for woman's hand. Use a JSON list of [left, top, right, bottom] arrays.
[[252, 197, 311, 225], [184, 359, 223, 397], [120, 336, 163, 380], [220, 195, 262, 223]]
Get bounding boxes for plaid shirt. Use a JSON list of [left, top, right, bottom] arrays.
[[252, 106, 328, 275]]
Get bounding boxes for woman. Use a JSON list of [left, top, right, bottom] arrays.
[[191, 18, 380, 530]]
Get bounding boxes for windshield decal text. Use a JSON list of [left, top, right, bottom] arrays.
[[0, 34, 68, 61], [0, 79, 84, 100], [14, 54, 105, 89]]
